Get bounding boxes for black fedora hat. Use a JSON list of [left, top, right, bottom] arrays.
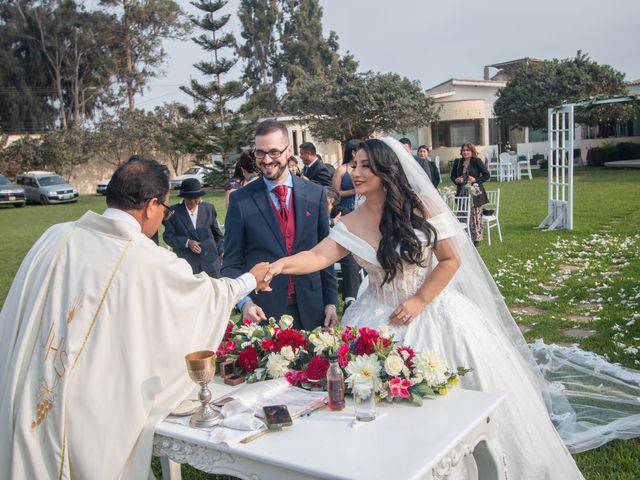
[[178, 178, 205, 198]]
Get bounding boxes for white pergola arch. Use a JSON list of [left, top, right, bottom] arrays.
[[538, 96, 639, 231]]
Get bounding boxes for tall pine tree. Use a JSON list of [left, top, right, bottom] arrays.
[[237, 0, 282, 114], [280, 0, 340, 90], [182, 0, 252, 167]]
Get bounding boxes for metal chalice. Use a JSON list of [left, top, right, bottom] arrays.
[[185, 350, 220, 428]]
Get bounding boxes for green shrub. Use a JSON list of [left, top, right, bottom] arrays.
[[600, 142, 618, 163], [586, 147, 604, 166], [615, 142, 640, 160]]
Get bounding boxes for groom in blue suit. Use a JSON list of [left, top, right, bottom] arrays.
[[222, 120, 338, 330]]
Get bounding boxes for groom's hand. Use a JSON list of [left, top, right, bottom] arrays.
[[242, 301, 267, 323], [323, 304, 338, 328]]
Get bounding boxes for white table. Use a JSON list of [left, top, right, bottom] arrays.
[[154, 386, 504, 480]]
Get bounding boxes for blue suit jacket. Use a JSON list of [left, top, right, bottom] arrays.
[[222, 175, 338, 330]]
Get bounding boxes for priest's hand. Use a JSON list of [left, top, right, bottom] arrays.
[[187, 239, 202, 254], [250, 262, 272, 292]]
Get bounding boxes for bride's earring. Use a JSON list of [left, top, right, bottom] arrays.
[[383, 186, 387, 193]]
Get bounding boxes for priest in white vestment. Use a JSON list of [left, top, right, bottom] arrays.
[[0, 156, 271, 480]]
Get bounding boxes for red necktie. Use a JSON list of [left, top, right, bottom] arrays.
[[272, 185, 288, 222]]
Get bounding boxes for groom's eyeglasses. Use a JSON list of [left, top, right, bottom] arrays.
[[254, 145, 289, 160]]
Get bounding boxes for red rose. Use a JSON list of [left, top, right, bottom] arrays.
[[274, 328, 307, 352], [305, 355, 330, 380], [354, 327, 379, 355], [337, 343, 350, 367], [223, 321, 234, 340], [261, 339, 275, 352], [378, 337, 391, 349], [215, 344, 227, 359], [397, 346, 415, 366], [237, 346, 259, 372], [224, 341, 237, 352], [285, 371, 299, 385], [243, 318, 252, 326], [341, 328, 357, 343]]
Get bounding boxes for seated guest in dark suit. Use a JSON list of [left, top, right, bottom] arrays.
[[163, 178, 224, 277], [300, 141, 333, 187]]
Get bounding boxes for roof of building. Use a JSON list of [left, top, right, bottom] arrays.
[[426, 78, 507, 93], [627, 79, 640, 86], [484, 57, 544, 69]]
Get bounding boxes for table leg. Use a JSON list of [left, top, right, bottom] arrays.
[[160, 456, 182, 480], [472, 438, 505, 480]]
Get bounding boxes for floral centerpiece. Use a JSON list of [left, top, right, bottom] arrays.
[[216, 316, 470, 406]]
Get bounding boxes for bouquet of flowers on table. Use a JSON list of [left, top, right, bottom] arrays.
[[216, 316, 470, 406]]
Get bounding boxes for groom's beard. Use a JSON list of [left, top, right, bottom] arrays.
[[261, 161, 288, 182]]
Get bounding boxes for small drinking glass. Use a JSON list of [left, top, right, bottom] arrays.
[[353, 378, 376, 422]]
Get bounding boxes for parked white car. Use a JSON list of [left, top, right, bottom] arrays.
[[169, 164, 214, 189], [96, 179, 109, 195]]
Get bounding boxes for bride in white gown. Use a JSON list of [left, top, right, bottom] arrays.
[[268, 138, 640, 479]]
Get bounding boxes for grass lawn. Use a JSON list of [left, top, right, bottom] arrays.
[[1, 168, 639, 479]]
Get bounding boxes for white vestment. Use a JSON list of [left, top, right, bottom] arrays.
[[0, 211, 250, 479]]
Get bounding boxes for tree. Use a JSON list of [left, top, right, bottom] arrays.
[[236, 0, 282, 114], [279, 0, 340, 90], [494, 52, 631, 129], [99, 0, 190, 110], [285, 68, 440, 143], [182, 0, 252, 167], [154, 102, 200, 175], [1, 1, 116, 130], [88, 109, 161, 167]]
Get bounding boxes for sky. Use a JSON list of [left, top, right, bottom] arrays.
[[135, 0, 640, 111]]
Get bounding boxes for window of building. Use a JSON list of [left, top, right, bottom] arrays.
[[432, 119, 482, 148]]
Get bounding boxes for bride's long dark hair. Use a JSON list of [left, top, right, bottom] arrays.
[[357, 139, 438, 285]]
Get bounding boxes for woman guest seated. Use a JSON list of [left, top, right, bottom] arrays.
[[288, 155, 302, 177]]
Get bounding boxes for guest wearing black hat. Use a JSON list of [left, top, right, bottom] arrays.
[[163, 178, 224, 277]]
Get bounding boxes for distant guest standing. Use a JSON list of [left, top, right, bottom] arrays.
[[225, 150, 260, 208], [300, 142, 333, 187], [450, 142, 490, 246], [163, 178, 225, 277]]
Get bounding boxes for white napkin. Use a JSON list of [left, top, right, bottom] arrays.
[[208, 399, 266, 444]]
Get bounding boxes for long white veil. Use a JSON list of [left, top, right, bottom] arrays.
[[381, 137, 640, 453]]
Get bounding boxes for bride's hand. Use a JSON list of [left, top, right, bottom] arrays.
[[265, 262, 283, 281], [389, 296, 427, 326]]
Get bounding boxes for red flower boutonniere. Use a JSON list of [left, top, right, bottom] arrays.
[[305, 211, 311, 217]]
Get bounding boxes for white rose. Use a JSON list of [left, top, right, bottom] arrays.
[[384, 352, 405, 377], [280, 345, 296, 362], [378, 325, 391, 339], [279, 315, 294, 329]]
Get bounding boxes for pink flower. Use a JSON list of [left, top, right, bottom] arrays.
[[389, 377, 412, 398], [341, 328, 357, 343], [337, 343, 350, 367], [224, 341, 236, 352], [305, 211, 311, 217], [243, 318, 252, 326]]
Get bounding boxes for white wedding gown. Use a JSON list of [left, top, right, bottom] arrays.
[[330, 220, 584, 480]]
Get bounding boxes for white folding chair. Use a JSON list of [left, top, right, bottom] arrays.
[[451, 195, 472, 236], [516, 156, 532, 180], [498, 152, 514, 182], [482, 189, 502, 245]]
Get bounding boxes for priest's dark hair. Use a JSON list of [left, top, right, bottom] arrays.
[[106, 155, 170, 210]]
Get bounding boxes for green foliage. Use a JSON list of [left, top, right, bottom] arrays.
[[587, 142, 640, 166], [285, 69, 440, 143], [87, 109, 162, 166], [182, 0, 249, 166], [494, 52, 630, 129], [98, 0, 190, 110]]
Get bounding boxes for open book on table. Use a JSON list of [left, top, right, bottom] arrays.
[[212, 378, 327, 418]]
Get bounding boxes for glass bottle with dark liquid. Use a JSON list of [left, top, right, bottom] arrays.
[[326, 352, 345, 411]]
